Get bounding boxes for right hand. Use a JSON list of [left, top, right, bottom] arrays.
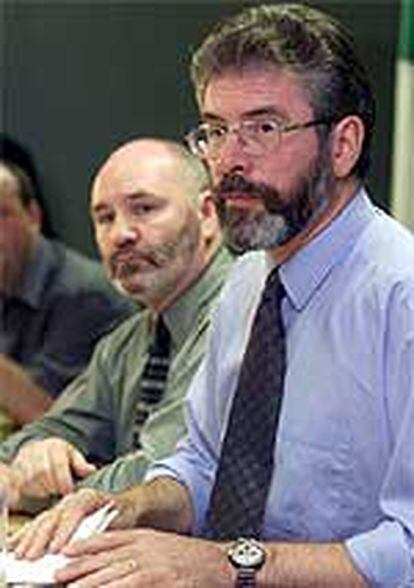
[[11, 437, 97, 499], [9, 487, 112, 560]]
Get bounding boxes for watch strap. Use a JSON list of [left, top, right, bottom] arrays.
[[236, 566, 257, 587]]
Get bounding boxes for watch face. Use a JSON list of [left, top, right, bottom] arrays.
[[228, 538, 266, 569]]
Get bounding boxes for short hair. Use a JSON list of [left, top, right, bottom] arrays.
[[191, 3, 375, 179], [0, 134, 40, 205], [0, 160, 37, 207]]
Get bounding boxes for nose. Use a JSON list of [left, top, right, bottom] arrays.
[[213, 132, 253, 179], [111, 215, 140, 248]]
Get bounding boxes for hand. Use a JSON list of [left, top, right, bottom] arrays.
[[0, 461, 24, 509], [56, 529, 233, 588], [10, 488, 112, 560], [11, 437, 97, 498]]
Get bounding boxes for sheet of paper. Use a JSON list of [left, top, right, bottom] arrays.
[[2, 503, 118, 584]]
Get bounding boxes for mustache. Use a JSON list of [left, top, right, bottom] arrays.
[[109, 247, 159, 272], [213, 174, 287, 215]]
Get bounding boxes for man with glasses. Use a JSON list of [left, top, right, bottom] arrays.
[[11, 4, 414, 587]]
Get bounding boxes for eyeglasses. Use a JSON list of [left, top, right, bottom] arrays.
[[186, 116, 333, 160]]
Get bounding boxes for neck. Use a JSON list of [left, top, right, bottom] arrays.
[[269, 177, 362, 266]]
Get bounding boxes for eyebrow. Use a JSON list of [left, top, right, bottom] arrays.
[[201, 106, 289, 122], [91, 191, 158, 214], [90, 202, 110, 216]]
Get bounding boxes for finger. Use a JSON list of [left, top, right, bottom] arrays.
[[50, 490, 112, 553], [12, 510, 61, 560], [60, 557, 139, 587], [63, 530, 140, 557], [48, 505, 85, 553], [70, 450, 97, 479], [56, 552, 108, 586], [49, 449, 77, 496]]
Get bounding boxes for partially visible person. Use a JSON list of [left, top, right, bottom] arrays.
[[0, 138, 232, 507], [0, 135, 135, 431], [10, 4, 414, 588]]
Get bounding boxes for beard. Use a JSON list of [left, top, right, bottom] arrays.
[[107, 213, 201, 304], [213, 145, 334, 253]]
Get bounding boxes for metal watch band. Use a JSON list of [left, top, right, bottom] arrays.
[[235, 566, 257, 587]]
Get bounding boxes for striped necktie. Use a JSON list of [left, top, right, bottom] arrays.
[[202, 269, 286, 539], [133, 316, 171, 447]]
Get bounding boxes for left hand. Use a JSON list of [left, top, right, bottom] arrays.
[[56, 528, 233, 587]]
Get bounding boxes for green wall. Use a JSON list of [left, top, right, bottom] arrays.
[[1, 0, 400, 257]]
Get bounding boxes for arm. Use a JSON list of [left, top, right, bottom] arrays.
[[116, 476, 193, 534], [54, 531, 367, 588], [76, 451, 152, 493], [76, 395, 188, 493], [0, 339, 116, 466], [0, 337, 118, 510], [10, 475, 193, 560], [0, 354, 53, 424], [258, 541, 366, 587]]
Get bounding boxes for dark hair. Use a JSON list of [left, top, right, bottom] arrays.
[[0, 160, 37, 207], [0, 134, 55, 235], [191, 3, 375, 178], [0, 134, 40, 205]]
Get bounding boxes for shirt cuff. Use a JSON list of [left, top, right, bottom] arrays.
[[145, 457, 211, 535], [345, 520, 413, 587]]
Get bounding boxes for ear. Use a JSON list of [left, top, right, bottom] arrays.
[[198, 189, 221, 242], [330, 115, 365, 178]]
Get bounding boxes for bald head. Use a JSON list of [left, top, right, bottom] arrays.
[[90, 138, 221, 311], [92, 138, 210, 209]]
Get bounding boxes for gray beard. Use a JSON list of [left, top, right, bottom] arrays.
[[214, 147, 334, 253]]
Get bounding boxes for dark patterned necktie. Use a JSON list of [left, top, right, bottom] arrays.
[[133, 316, 171, 447], [202, 268, 286, 539]]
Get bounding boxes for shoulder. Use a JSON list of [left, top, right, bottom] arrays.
[[51, 241, 109, 290], [352, 209, 414, 291], [46, 240, 135, 311]]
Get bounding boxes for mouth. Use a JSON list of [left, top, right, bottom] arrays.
[[223, 192, 263, 202], [110, 252, 158, 278], [219, 192, 265, 211]]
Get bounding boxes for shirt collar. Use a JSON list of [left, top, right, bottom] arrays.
[[277, 189, 375, 311], [161, 247, 233, 348]]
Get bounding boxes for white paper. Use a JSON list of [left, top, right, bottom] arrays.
[[3, 503, 118, 584]]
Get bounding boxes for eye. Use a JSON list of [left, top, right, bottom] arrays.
[[257, 119, 279, 134], [94, 211, 114, 226], [129, 202, 154, 216], [206, 125, 227, 141]]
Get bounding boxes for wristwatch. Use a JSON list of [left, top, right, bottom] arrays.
[[227, 537, 266, 587]]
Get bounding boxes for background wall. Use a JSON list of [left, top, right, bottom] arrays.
[[1, 0, 400, 257]]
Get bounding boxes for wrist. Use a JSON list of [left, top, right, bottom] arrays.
[[226, 538, 267, 587]]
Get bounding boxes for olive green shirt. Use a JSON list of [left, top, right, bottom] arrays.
[[0, 247, 233, 492]]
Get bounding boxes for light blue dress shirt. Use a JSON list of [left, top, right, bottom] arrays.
[[147, 190, 414, 587]]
